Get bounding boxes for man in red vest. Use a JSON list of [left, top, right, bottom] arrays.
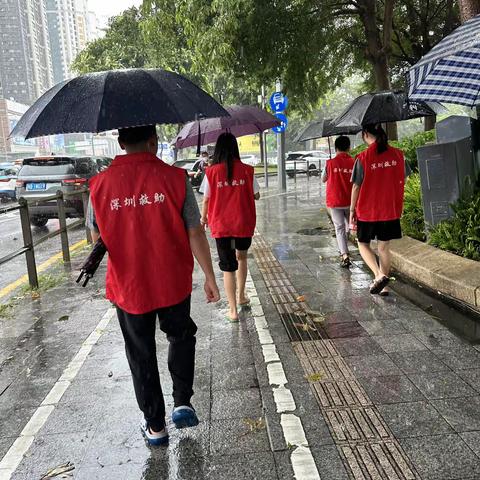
[[87, 125, 220, 446], [322, 136, 355, 268]]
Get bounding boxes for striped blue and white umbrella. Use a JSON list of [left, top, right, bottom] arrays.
[[408, 14, 480, 107]]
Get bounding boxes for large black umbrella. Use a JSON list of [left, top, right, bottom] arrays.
[[10, 68, 229, 139], [295, 118, 361, 143], [333, 91, 444, 129]]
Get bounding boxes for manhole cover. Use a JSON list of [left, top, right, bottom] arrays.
[[297, 227, 324, 235]]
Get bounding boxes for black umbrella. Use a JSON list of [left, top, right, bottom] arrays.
[[295, 118, 361, 143], [76, 237, 108, 287], [10, 69, 229, 139], [333, 91, 444, 129]]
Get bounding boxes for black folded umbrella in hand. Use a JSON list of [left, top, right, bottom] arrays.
[[76, 237, 107, 287]]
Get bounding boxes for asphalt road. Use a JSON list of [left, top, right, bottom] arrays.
[[0, 200, 88, 293]]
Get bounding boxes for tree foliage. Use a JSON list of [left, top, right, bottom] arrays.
[[72, 0, 460, 117], [72, 7, 148, 73]]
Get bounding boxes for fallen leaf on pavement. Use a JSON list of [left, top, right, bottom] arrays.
[[296, 295, 306, 302], [294, 323, 316, 332], [243, 418, 265, 434], [41, 462, 75, 479], [305, 372, 324, 382], [31, 291, 40, 300], [58, 315, 69, 322]]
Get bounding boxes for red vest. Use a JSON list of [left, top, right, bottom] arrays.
[[356, 143, 406, 222], [326, 152, 354, 208], [89, 153, 193, 314], [205, 160, 256, 238]]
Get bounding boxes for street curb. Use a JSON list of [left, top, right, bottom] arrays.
[[390, 236, 480, 312], [325, 208, 480, 313]]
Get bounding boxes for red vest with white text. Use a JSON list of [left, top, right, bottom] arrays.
[[206, 160, 256, 238], [326, 152, 354, 208], [89, 153, 193, 314], [356, 143, 406, 222]]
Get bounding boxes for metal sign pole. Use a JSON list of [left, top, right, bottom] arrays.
[[264, 131, 269, 188], [276, 79, 287, 192]]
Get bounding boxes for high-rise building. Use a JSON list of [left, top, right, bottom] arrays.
[[46, 0, 80, 84], [0, 0, 54, 105]]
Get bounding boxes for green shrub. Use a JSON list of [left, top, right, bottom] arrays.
[[401, 173, 426, 241], [349, 129, 435, 171], [428, 187, 480, 261]]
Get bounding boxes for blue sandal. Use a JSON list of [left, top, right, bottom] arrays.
[[172, 406, 199, 429]]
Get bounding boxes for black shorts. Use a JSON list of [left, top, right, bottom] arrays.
[[357, 219, 402, 243], [215, 237, 252, 272]]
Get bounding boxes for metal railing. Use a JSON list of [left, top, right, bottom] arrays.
[[0, 188, 91, 290], [290, 160, 321, 182]]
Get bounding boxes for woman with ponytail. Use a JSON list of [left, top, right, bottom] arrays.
[[200, 133, 260, 321], [349, 124, 410, 296]]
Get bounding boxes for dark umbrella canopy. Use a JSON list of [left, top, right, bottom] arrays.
[[10, 69, 229, 139], [295, 118, 361, 143], [333, 91, 444, 129], [174, 105, 280, 149]]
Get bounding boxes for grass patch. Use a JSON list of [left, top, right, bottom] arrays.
[[0, 272, 68, 318], [254, 165, 277, 173], [19, 272, 67, 297]]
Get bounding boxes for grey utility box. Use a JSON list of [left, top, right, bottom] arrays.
[[417, 136, 476, 226]]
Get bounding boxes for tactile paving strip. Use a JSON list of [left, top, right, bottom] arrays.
[[252, 234, 419, 480]]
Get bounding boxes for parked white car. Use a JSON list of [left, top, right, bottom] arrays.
[[285, 151, 330, 177]]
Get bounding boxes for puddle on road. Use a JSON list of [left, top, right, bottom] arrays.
[[392, 275, 480, 344], [296, 227, 325, 236]]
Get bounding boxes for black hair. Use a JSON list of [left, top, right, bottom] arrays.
[[213, 132, 240, 182], [334, 135, 351, 152], [363, 124, 388, 154], [118, 125, 157, 145]]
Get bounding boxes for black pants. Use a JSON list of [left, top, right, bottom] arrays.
[[116, 296, 197, 431]]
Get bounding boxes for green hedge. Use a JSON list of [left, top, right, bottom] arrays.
[[401, 173, 426, 241], [428, 186, 480, 261]]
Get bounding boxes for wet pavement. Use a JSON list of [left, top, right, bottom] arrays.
[[0, 176, 479, 479]]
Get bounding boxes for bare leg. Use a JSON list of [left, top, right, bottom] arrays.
[[223, 271, 238, 320], [358, 241, 381, 279], [236, 250, 249, 304], [377, 241, 391, 277]]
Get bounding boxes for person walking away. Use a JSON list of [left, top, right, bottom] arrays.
[[322, 136, 354, 268], [200, 133, 260, 322], [86, 125, 220, 446], [349, 124, 409, 296]]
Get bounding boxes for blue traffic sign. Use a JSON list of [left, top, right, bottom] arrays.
[[272, 113, 288, 134], [269, 92, 288, 113]]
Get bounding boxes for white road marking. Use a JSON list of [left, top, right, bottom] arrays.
[[0, 308, 116, 480], [247, 272, 321, 480]]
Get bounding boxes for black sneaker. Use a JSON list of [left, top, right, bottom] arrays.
[[340, 257, 352, 268]]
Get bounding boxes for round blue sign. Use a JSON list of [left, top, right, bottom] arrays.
[[272, 113, 288, 134], [269, 92, 288, 113]]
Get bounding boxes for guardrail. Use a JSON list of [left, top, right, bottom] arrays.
[[0, 188, 91, 290]]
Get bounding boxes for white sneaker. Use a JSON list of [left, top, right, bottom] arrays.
[[140, 419, 169, 446]]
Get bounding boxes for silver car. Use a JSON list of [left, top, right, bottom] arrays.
[[16, 156, 112, 227]]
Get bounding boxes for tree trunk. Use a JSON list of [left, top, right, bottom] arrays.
[[458, 0, 480, 22], [358, 0, 398, 140], [424, 115, 437, 132]]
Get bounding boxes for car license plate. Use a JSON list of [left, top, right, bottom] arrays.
[[26, 183, 47, 191]]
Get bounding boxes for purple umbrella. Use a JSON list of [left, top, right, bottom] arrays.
[[174, 105, 280, 149]]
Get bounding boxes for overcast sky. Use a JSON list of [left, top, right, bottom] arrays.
[[88, 0, 142, 18]]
